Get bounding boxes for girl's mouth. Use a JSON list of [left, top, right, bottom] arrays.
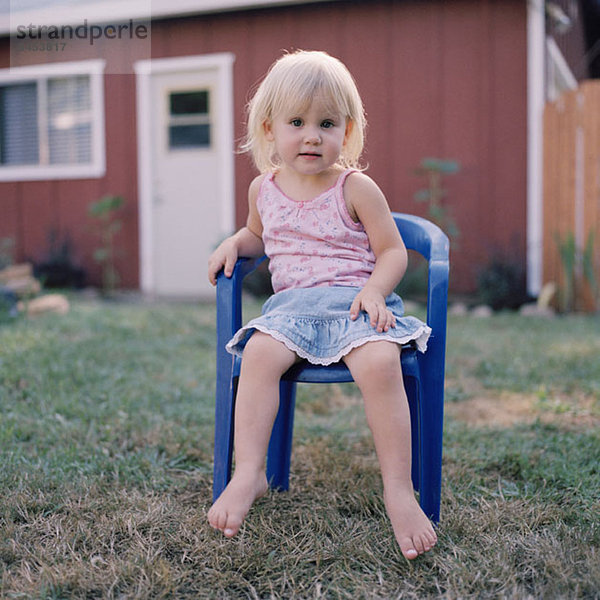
[[299, 152, 321, 158]]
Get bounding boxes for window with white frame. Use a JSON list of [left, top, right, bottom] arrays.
[[0, 60, 105, 181]]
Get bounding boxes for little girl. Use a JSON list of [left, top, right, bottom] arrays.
[[207, 50, 437, 560]]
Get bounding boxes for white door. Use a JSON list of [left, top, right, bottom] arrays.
[[136, 55, 234, 297]]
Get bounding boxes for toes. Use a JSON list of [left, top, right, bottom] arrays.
[[207, 507, 219, 530], [216, 512, 228, 532], [223, 515, 242, 537], [426, 530, 438, 550], [399, 529, 438, 560], [399, 537, 419, 560], [422, 527, 438, 551], [412, 535, 427, 556], [402, 548, 418, 560], [207, 504, 243, 537], [207, 505, 228, 533], [420, 535, 434, 552]]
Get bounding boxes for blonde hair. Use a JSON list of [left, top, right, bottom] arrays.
[[241, 50, 366, 173]]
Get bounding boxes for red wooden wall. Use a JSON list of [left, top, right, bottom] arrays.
[[0, 0, 528, 293]]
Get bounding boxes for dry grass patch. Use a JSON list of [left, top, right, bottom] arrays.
[[446, 385, 600, 429], [3, 434, 599, 599]]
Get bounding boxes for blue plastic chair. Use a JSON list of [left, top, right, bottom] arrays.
[[212, 213, 449, 523]]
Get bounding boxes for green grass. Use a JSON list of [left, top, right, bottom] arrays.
[[1, 298, 599, 598]]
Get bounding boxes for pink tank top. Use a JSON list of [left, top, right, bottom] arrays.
[[257, 169, 376, 293]]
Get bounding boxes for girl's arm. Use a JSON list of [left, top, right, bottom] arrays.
[[208, 176, 265, 286], [344, 172, 408, 332]]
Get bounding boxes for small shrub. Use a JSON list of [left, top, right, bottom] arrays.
[[0, 287, 18, 323], [477, 254, 530, 311], [0, 238, 15, 270], [34, 230, 86, 289]]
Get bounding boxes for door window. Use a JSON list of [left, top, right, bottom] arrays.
[[168, 90, 210, 149]]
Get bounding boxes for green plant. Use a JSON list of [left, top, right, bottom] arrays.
[[556, 231, 576, 312], [555, 229, 598, 312], [582, 230, 599, 305], [406, 158, 460, 299], [0, 237, 15, 270], [0, 287, 18, 323], [414, 157, 461, 241], [88, 195, 125, 294]]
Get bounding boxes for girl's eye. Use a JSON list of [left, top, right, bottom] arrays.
[[290, 119, 303, 127], [321, 120, 334, 129]]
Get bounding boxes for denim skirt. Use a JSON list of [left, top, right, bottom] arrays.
[[226, 286, 431, 366]]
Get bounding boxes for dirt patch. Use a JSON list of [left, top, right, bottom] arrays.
[[446, 392, 538, 427], [445, 387, 600, 429]]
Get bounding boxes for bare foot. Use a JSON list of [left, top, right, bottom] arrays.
[[208, 471, 269, 537], [383, 485, 438, 560]]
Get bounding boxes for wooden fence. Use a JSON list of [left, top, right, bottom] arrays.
[[543, 80, 600, 312]]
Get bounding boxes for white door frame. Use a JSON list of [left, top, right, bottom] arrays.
[[134, 53, 235, 294]]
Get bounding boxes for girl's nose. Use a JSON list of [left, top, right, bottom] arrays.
[[304, 128, 321, 144]]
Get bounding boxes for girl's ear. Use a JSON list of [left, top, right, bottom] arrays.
[[263, 119, 274, 142], [343, 119, 353, 146]]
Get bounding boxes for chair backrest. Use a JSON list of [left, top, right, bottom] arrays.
[[393, 213, 449, 263], [391, 213, 449, 335]]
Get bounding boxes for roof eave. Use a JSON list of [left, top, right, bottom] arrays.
[[0, 0, 335, 36]]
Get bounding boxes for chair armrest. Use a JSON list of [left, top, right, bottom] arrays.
[[222, 256, 267, 285], [392, 212, 449, 264], [216, 256, 266, 356], [425, 259, 449, 354]]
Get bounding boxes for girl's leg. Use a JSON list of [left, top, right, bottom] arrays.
[[208, 332, 297, 537], [342, 341, 437, 560]]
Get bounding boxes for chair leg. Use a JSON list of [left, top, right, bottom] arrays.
[[404, 374, 421, 493], [418, 396, 443, 524], [212, 375, 238, 503], [266, 380, 297, 491], [417, 377, 443, 524]]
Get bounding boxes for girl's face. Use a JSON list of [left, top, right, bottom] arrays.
[[264, 95, 352, 177]]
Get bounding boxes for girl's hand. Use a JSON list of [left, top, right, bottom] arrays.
[[208, 225, 265, 286], [349, 287, 397, 333], [208, 238, 239, 286]]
